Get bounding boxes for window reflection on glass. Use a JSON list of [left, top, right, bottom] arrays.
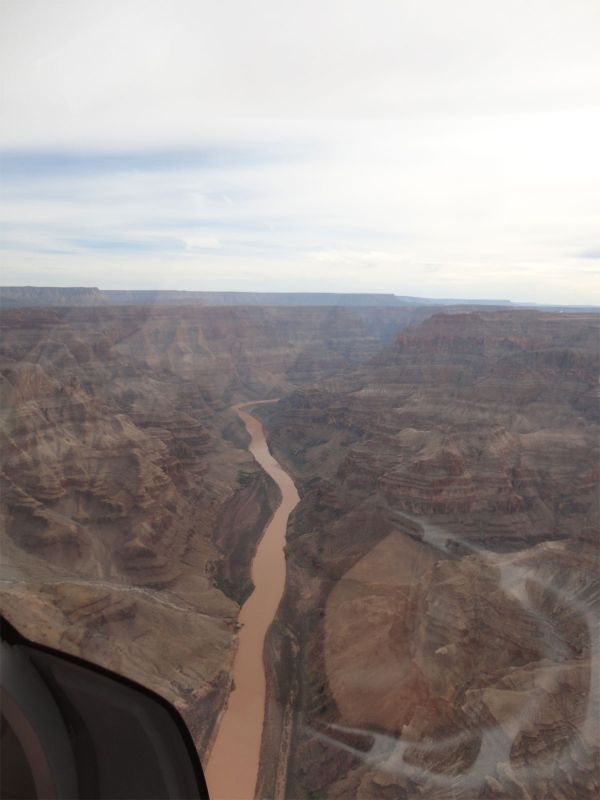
[[1, 2, 598, 799]]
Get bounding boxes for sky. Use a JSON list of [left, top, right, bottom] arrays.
[[1, 0, 599, 303]]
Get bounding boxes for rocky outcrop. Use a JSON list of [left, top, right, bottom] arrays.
[[0, 302, 432, 757], [259, 310, 599, 799], [2, 303, 597, 796]]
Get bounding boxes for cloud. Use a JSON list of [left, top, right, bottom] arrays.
[[1, 1, 599, 148], [0, 145, 307, 179], [70, 237, 188, 254], [0, 1, 599, 303], [181, 235, 221, 250], [310, 249, 401, 269]]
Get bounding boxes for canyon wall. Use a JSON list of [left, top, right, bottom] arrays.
[[2, 303, 597, 798], [0, 303, 428, 756], [0, 286, 522, 308], [0, 287, 410, 308], [257, 310, 599, 799]]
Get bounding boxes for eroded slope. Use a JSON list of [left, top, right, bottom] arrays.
[[259, 310, 599, 799], [0, 303, 428, 754]]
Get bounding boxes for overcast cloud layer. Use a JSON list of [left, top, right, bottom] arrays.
[[1, 0, 599, 303]]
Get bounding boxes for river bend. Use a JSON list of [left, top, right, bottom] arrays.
[[205, 402, 299, 800]]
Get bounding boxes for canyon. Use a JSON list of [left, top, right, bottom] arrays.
[[1, 300, 598, 799], [256, 310, 599, 799], [0, 303, 428, 757]]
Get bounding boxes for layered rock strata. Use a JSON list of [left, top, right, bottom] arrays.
[[258, 310, 599, 799], [0, 303, 431, 757]]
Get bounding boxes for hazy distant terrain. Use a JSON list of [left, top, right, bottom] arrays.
[[3, 286, 597, 312], [0, 286, 515, 308], [1, 296, 598, 798]]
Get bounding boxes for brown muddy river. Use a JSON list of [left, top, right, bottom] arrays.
[[205, 402, 299, 800]]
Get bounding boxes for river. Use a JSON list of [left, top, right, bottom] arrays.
[[205, 401, 300, 800]]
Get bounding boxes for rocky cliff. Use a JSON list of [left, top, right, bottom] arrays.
[[0, 302, 429, 756], [258, 310, 599, 799], [0, 286, 522, 308], [2, 304, 597, 797]]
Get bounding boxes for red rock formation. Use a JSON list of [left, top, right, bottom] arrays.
[[259, 310, 599, 799], [0, 302, 430, 757]]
